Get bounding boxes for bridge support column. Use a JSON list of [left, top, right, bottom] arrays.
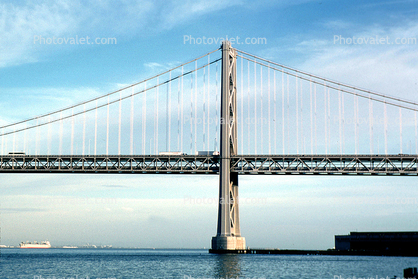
[[211, 41, 246, 252]]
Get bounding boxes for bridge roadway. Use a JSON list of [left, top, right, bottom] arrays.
[[0, 154, 417, 175]]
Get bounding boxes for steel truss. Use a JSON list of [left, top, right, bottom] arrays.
[[0, 155, 219, 174], [232, 155, 418, 175], [1, 155, 417, 175]]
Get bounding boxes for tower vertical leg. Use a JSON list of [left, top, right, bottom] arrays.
[[211, 41, 246, 252]]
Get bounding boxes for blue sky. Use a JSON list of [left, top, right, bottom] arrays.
[[1, 0, 418, 249]]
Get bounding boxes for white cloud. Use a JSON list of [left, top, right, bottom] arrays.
[[0, 1, 82, 67], [0, 0, 245, 68], [156, 0, 242, 30], [322, 20, 354, 30], [0, 0, 320, 68], [260, 19, 418, 109], [144, 62, 177, 71], [361, 0, 418, 8], [0, 86, 102, 123], [296, 21, 418, 100]]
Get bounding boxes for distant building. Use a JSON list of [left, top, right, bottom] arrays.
[[335, 231, 418, 254]]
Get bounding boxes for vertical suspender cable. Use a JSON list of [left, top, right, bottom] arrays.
[[247, 61, 250, 154], [181, 68, 184, 153], [6, 128, 12, 151], [4, 129, 8, 155], [130, 88, 134, 155], [13, 126, 16, 153], [154, 85, 157, 155], [194, 62, 197, 154], [399, 108, 403, 154], [314, 84, 317, 154], [5, 129, 9, 155], [36, 119, 39, 155], [23, 122, 27, 154], [152, 90, 155, 155], [274, 70, 277, 154], [203, 67, 206, 151], [354, 95, 357, 155], [59, 112, 63, 155], [369, 96, 373, 154], [95, 100, 98, 156], [190, 73, 194, 154], [166, 76, 169, 152], [342, 92, 345, 154], [415, 111, 417, 154], [384, 101, 388, 155], [168, 72, 171, 151], [254, 61, 257, 154], [12, 123, 16, 152], [273, 70, 277, 154], [156, 77, 159, 154], [260, 67, 263, 154], [338, 90, 342, 154], [207, 56, 210, 154], [241, 56, 244, 155], [310, 80, 313, 155], [178, 72, 181, 152], [324, 82, 327, 155], [281, 69, 285, 155], [46, 119, 50, 155], [72, 109, 75, 156], [300, 79, 304, 154], [286, 75, 290, 154], [18, 126, 20, 152], [328, 88, 331, 153], [118, 92, 121, 156], [12, 129, 18, 154], [83, 105, 86, 156], [268, 66, 271, 155], [215, 61, 219, 151], [355, 94, 358, 154], [106, 98, 109, 156], [144, 82, 147, 155], [296, 76, 299, 154], [169, 72, 172, 152]]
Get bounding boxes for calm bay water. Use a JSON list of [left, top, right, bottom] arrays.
[[0, 248, 416, 279]]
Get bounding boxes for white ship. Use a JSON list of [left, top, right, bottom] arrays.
[[20, 241, 51, 249]]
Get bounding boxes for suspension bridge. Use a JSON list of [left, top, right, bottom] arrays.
[[1, 41, 417, 252]]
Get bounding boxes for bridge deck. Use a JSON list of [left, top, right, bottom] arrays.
[[0, 155, 417, 175]]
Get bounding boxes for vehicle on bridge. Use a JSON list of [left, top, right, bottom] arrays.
[[158, 152, 186, 156], [8, 152, 26, 156], [196, 151, 220, 156]]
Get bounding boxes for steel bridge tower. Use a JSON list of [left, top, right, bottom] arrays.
[[211, 41, 246, 252]]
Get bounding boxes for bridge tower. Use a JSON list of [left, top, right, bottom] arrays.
[[211, 41, 246, 252]]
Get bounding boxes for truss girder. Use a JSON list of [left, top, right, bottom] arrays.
[[0, 155, 417, 175], [230, 155, 418, 175]]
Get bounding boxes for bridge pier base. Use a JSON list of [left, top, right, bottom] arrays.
[[211, 236, 246, 251], [211, 172, 246, 252]]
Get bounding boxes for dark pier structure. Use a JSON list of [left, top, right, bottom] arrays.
[[209, 231, 418, 256], [335, 231, 418, 256]]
